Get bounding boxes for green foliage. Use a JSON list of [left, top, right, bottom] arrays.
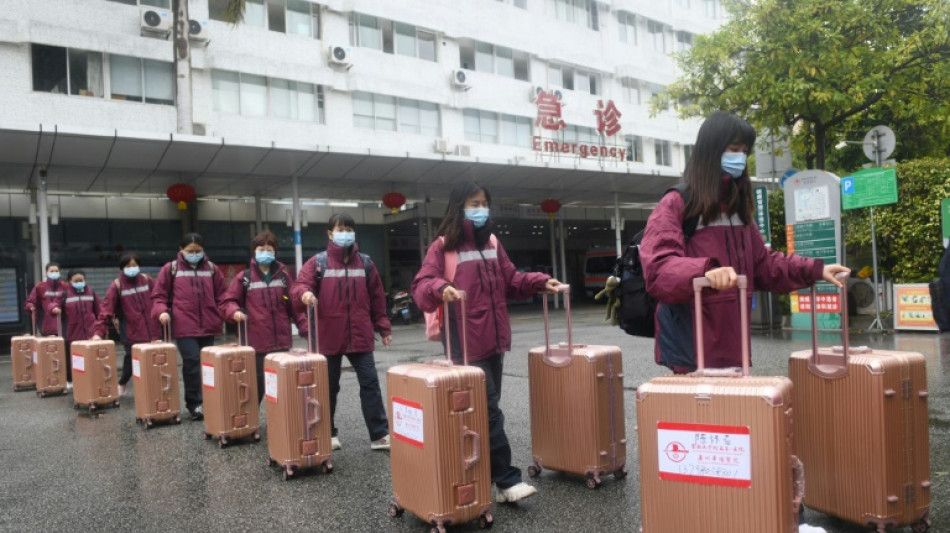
[[667, 0, 950, 169], [767, 188, 787, 254]]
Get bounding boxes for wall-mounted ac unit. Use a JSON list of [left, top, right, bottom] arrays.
[[192, 123, 213, 137], [328, 45, 352, 68], [455, 145, 472, 157], [140, 7, 173, 35], [189, 19, 210, 43], [848, 278, 877, 315], [451, 69, 471, 90], [433, 139, 451, 154], [529, 86, 544, 102]]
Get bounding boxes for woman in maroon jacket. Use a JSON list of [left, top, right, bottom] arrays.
[[49, 268, 100, 386], [92, 253, 160, 397], [222, 231, 308, 405], [291, 213, 392, 452], [25, 262, 64, 336], [412, 181, 559, 503], [151, 233, 228, 420], [640, 112, 848, 373]]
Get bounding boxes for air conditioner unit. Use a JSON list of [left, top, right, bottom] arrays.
[[192, 123, 213, 137], [451, 69, 471, 90], [848, 278, 877, 315], [328, 45, 352, 68], [140, 7, 173, 35], [529, 86, 545, 102], [455, 145, 472, 157], [433, 139, 451, 154], [188, 19, 210, 43]]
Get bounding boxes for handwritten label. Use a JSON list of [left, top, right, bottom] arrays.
[[72, 354, 86, 373], [264, 368, 278, 403], [657, 422, 751, 488], [201, 363, 215, 389], [392, 397, 424, 448], [132, 356, 141, 379]]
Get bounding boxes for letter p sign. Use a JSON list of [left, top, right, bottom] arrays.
[[842, 177, 854, 195]]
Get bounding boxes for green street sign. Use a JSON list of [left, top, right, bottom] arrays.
[[754, 187, 771, 247], [841, 167, 898, 210], [943, 197, 950, 248]]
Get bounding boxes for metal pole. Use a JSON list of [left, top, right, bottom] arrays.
[[867, 129, 884, 331], [37, 173, 50, 273], [549, 216, 559, 309], [291, 176, 302, 272], [613, 192, 622, 256], [254, 195, 263, 234]]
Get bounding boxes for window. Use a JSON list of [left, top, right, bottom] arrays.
[[618, 12, 636, 45], [647, 20, 666, 52], [350, 14, 435, 61], [286, 0, 321, 39], [109, 0, 171, 7], [209, 0, 321, 38], [459, 41, 529, 80], [684, 144, 694, 163], [655, 140, 672, 166], [110, 55, 174, 105], [501, 114, 533, 148], [464, 110, 531, 146], [209, 0, 264, 26], [32, 44, 103, 98], [550, 64, 599, 95], [354, 92, 439, 134], [565, 125, 598, 144], [676, 32, 693, 51], [625, 136, 644, 162], [621, 78, 640, 105], [704, 0, 718, 18], [212, 70, 324, 122], [546, 0, 598, 30]]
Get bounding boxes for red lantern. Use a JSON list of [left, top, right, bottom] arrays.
[[540, 198, 561, 221], [382, 192, 406, 214], [167, 183, 197, 210]]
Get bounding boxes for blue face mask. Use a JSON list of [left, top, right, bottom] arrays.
[[255, 251, 276, 266], [72, 281, 86, 291], [124, 266, 140, 278], [464, 208, 490, 228], [48, 272, 60, 281], [721, 152, 747, 179], [184, 252, 204, 264], [332, 231, 356, 248]]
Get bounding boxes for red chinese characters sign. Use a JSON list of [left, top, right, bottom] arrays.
[[534, 90, 566, 131], [532, 94, 626, 160], [595, 99, 622, 137]]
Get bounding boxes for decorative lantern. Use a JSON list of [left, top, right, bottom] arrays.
[[540, 198, 562, 221], [382, 192, 406, 214], [167, 183, 197, 210]]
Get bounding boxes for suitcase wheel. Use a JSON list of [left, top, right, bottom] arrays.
[[253, 432, 261, 442], [614, 465, 627, 480], [527, 465, 541, 478], [88, 404, 96, 414], [585, 476, 601, 490], [429, 526, 445, 533], [174, 415, 182, 424], [113, 401, 120, 409], [388, 503, 404, 519], [218, 438, 228, 449], [282, 467, 293, 481], [478, 512, 494, 529], [320, 460, 333, 474], [145, 418, 154, 429], [73, 403, 79, 410], [913, 513, 931, 533], [266, 458, 275, 467], [201, 432, 211, 440]]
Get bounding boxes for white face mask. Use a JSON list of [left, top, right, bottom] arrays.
[[332, 231, 355, 247]]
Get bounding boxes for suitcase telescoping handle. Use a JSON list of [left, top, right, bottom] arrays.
[[443, 291, 469, 366], [808, 271, 860, 379], [31, 308, 36, 336], [692, 275, 750, 377], [161, 321, 172, 343], [237, 319, 249, 347], [307, 303, 318, 354], [541, 283, 573, 367]]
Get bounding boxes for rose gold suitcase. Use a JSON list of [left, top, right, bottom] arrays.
[[528, 284, 626, 488], [34, 318, 67, 397], [200, 325, 260, 448], [132, 324, 182, 428], [789, 278, 931, 533], [11, 314, 37, 391], [388, 296, 494, 533], [264, 306, 333, 480], [636, 276, 802, 533], [71, 339, 121, 412]]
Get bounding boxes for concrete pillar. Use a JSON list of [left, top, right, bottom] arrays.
[[37, 171, 50, 273], [254, 195, 263, 234], [291, 176, 303, 271]]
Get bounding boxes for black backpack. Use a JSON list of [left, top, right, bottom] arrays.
[[613, 184, 699, 337]]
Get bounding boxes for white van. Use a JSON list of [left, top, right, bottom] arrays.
[[583, 248, 617, 297]]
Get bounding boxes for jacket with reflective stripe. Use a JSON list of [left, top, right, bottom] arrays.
[[290, 242, 390, 356], [221, 260, 307, 354], [93, 273, 159, 344], [150, 253, 227, 339], [58, 285, 100, 343], [412, 222, 549, 362], [25, 279, 64, 335]]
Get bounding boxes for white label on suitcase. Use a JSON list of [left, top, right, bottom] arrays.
[[657, 422, 751, 488], [33, 351, 38, 364], [264, 368, 278, 403], [132, 356, 141, 379], [201, 363, 215, 389], [392, 396, 424, 448], [72, 354, 85, 373]]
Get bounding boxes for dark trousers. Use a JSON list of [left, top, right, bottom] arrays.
[[327, 352, 389, 442], [64, 341, 73, 383], [176, 336, 214, 410], [463, 353, 522, 489], [255, 353, 266, 405], [119, 343, 133, 386]]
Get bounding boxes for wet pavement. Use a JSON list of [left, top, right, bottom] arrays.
[[1, 303, 947, 532]]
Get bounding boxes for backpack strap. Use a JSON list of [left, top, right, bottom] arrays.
[[666, 183, 700, 239]]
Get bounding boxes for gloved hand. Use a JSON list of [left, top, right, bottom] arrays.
[[594, 276, 620, 325]]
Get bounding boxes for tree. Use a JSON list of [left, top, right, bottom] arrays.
[[667, 0, 950, 169]]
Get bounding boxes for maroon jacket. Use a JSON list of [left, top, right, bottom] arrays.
[[641, 185, 824, 371], [53, 284, 100, 343], [93, 273, 160, 344], [150, 253, 227, 339], [290, 242, 390, 356], [221, 259, 308, 354], [412, 222, 549, 362], [25, 279, 64, 335]]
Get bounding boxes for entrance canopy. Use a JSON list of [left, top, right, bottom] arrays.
[[0, 124, 682, 208]]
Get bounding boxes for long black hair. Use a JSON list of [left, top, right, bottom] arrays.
[[179, 233, 204, 249], [436, 181, 491, 250], [683, 111, 756, 225]]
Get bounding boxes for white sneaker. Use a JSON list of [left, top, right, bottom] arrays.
[[495, 482, 537, 503], [331, 436, 342, 450], [799, 526, 827, 533], [371, 435, 391, 450], [65, 382, 73, 392], [117, 384, 127, 397]]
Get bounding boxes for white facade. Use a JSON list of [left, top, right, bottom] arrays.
[[0, 0, 724, 208]]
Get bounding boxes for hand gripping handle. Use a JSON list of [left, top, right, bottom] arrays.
[[692, 275, 749, 376], [306, 398, 322, 428], [808, 272, 856, 378], [462, 426, 480, 471], [541, 283, 573, 367]]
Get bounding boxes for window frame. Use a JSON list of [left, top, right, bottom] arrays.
[[211, 69, 325, 122], [354, 92, 441, 135], [31, 44, 105, 99], [655, 139, 672, 166], [618, 11, 637, 45], [625, 135, 644, 163]]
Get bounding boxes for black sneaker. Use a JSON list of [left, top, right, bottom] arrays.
[[189, 406, 204, 421]]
